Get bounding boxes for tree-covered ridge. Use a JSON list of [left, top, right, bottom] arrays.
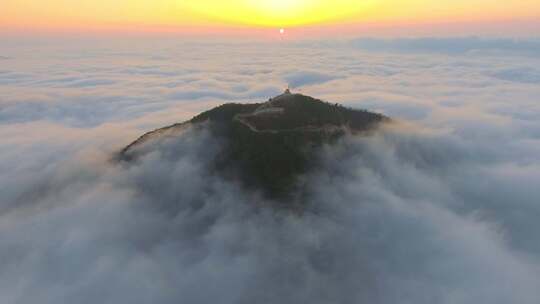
[[190, 103, 261, 124], [238, 93, 387, 132], [120, 92, 388, 200]]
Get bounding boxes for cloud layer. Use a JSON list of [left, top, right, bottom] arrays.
[[1, 37, 540, 303], [350, 37, 540, 56]]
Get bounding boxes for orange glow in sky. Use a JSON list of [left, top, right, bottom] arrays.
[[2, 0, 539, 33]]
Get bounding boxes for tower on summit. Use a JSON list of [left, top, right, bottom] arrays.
[[284, 86, 291, 95]]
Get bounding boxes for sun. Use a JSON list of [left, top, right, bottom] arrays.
[[280, 28, 285, 34]]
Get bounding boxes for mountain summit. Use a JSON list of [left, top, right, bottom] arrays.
[[120, 90, 388, 199]]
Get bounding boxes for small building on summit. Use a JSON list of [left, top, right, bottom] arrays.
[[284, 87, 291, 95], [253, 87, 291, 115]]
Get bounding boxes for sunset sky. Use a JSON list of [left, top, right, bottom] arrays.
[[2, 0, 540, 302], [2, 0, 539, 35]]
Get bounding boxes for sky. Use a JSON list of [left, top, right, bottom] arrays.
[[1, 1, 540, 302], [1, 37, 540, 303], [2, 0, 539, 36]]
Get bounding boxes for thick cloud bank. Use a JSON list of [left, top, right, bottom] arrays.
[[2, 124, 539, 304], [1, 37, 540, 303]]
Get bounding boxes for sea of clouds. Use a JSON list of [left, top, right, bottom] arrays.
[[1, 36, 540, 303]]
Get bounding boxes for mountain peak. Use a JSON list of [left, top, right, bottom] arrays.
[[120, 93, 388, 200]]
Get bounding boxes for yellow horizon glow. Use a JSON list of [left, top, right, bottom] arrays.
[[2, 0, 539, 31], [184, 0, 373, 27]]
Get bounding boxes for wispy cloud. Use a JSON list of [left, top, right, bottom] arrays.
[[490, 67, 540, 84], [284, 71, 340, 88]]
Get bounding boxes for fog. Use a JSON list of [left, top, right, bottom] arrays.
[[1, 37, 539, 303]]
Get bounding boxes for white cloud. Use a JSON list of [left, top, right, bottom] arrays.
[[349, 37, 540, 56], [1, 37, 540, 303]]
